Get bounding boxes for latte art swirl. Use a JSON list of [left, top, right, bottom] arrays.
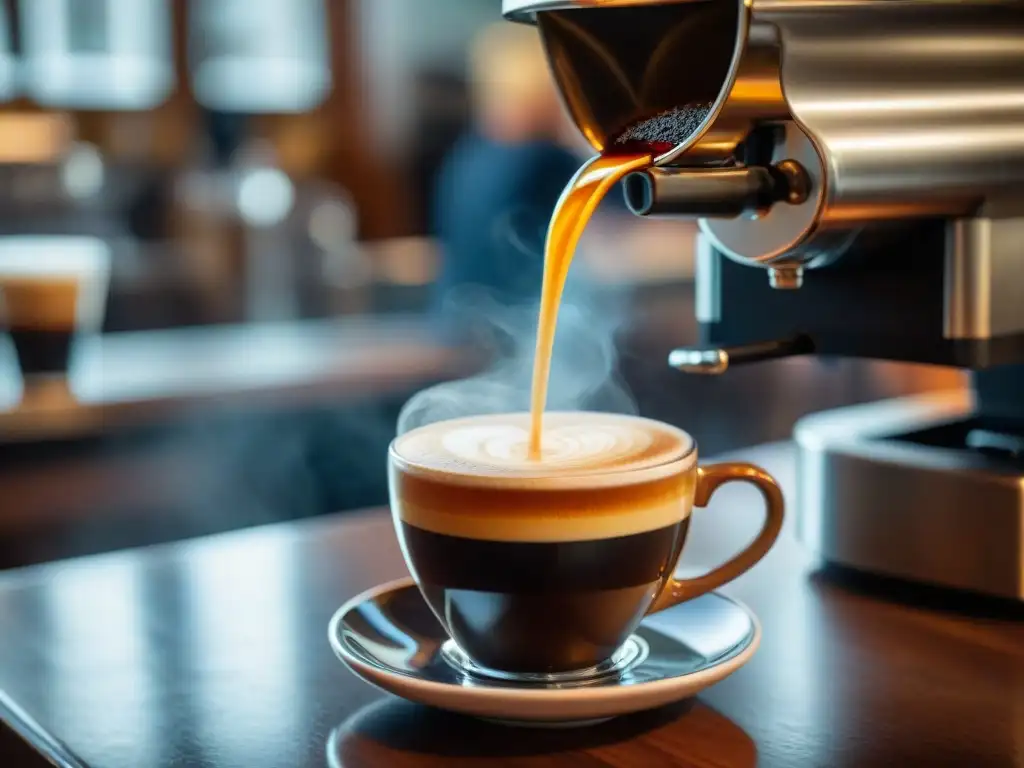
[[442, 421, 654, 470], [393, 412, 692, 487]]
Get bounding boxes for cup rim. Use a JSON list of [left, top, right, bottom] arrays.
[[0, 236, 111, 278], [389, 412, 697, 490]]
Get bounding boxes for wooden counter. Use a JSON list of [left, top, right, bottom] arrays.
[[0, 441, 1021, 767]]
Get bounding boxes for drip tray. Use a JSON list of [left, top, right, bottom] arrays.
[[893, 416, 1024, 465], [794, 390, 1024, 600]]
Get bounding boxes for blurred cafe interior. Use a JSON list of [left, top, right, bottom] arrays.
[[6, 0, 1024, 766], [0, 0, 961, 569]]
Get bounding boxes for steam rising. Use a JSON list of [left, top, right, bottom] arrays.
[[398, 282, 636, 435]]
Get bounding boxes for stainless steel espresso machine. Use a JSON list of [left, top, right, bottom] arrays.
[[504, 0, 1024, 600]]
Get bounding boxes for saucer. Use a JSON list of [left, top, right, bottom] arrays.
[[328, 577, 761, 727]]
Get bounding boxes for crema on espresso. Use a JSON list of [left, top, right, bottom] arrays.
[[391, 411, 694, 542]]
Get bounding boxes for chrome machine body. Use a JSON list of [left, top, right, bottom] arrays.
[[505, 0, 1024, 599]]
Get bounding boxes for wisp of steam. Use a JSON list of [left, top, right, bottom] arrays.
[[398, 279, 637, 435]]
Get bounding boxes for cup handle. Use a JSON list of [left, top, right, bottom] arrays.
[[648, 462, 784, 614]]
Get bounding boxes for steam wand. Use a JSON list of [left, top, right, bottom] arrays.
[[669, 335, 815, 374]]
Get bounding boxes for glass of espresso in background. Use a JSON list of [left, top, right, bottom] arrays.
[[0, 236, 110, 405]]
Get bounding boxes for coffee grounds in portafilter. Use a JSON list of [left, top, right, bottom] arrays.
[[611, 103, 713, 152]]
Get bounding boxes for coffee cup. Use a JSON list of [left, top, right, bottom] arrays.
[[0, 236, 110, 402], [388, 411, 783, 680]]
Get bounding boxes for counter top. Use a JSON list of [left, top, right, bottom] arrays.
[[0, 315, 471, 443], [1, 441, 1021, 767]]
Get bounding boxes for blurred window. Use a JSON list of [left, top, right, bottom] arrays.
[[19, 0, 175, 110], [189, 0, 331, 114]]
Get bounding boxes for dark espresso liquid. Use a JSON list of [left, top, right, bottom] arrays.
[[9, 329, 73, 375], [1, 276, 80, 376], [398, 520, 688, 673]]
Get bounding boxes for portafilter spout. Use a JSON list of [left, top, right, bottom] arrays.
[[623, 160, 810, 219]]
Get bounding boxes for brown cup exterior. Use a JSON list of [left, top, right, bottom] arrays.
[[388, 438, 784, 677]]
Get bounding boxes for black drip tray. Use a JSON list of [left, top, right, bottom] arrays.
[[892, 416, 1024, 465]]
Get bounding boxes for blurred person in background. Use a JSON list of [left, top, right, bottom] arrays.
[[428, 22, 583, 323], [427, 21, 698, 338]]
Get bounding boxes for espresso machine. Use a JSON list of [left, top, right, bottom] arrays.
[[503, 0, 1024, 600]]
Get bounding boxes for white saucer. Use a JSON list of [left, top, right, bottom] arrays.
[[328, 577, 761, 727]]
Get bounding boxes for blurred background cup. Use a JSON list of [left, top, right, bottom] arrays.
[[0, 235, 110, 405]]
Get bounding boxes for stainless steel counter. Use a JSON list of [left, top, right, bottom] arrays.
[[0, 315, 471, 444]]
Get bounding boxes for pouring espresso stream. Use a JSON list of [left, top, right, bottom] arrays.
[[527, 151, 653, 458]]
